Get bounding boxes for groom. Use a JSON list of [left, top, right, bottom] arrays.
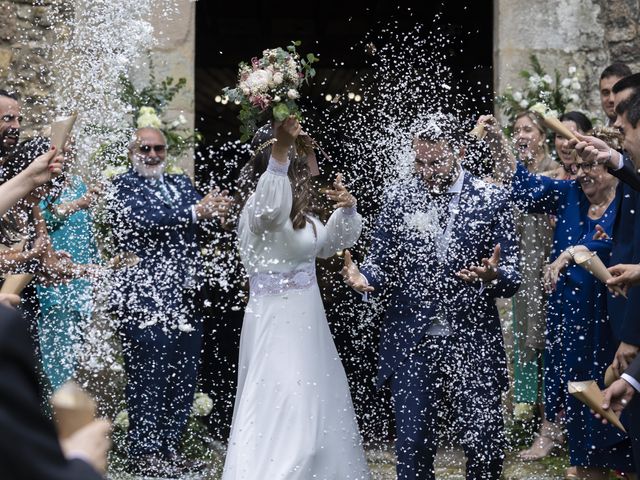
[[343, 116, 520, 480], [108, 127, 223, 476]]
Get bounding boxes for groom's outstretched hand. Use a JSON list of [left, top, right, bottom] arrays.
[[456, 243, 501, 284], [341, 250, 374, 293]]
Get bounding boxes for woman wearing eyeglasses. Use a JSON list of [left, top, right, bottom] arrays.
[[477, 115, 634, 480], [545, 112, 593, 180]]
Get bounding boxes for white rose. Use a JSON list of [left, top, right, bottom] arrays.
[[244, 69, 273, 93], [102, 165, 127, 179], [542, 74, 553, 85], [519, 99, 529, 109], [273, 95, 281, 102], [568, 65, 577, 75], [570, 93, 580, 103], [273, 72, 284, 85], [115, 410, 129, 429], [287, 89, 299, 99], [137, 112, 162, 129], [512, 91, 523, 102], [192, 392, 214, 417], [561, 78, 572, 88], [571, 81, 581, 91], [529, 102, 548, 116], [528, 74, 541, 89], [138, 106, 156, 116], [178, 114, 187, 125]]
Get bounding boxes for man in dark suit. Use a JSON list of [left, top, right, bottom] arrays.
[[108, 127, 222, 476], [342, 116, 520, 480], [0, 300, 109, 480]]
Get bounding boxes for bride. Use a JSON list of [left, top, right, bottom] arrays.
[[221, 117, 371, 479]]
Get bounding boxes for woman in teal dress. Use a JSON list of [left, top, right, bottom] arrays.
[[37, 173, 99, 390]]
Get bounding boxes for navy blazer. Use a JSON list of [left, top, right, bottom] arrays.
[[107, 170, 203, 316], [362, 172, 520, 388], [609, 156, 640, 346], [0, 305, 102, 480]]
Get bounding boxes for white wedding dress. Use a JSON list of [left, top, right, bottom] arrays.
[[221, 157, 371, 480]]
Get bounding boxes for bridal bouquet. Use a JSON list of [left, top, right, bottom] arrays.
[[224, 41, 319, 141]]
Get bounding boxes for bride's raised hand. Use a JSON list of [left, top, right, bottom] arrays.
[[272, 116, 302, 162], [341, 250, 374, 293], [324, 173, 356, 209]]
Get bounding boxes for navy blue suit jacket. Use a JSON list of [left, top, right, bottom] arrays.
[[362, 172, 520, 388], [609, 156, 640, 346], [107, 170, 204, 316]]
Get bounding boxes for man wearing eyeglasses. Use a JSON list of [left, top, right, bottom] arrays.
[[0, 90, 22, 168], [107, 126, 230, 477]]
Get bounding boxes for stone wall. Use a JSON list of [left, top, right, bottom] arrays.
[[0, 0, 196, 173], [494, 0, 640, 123], [0, 0, 72, 136]]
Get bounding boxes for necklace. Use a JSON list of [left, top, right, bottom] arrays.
[[589, 192, 615, 214]]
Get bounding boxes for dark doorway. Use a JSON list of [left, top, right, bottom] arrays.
[[195, 0, 493, 443]]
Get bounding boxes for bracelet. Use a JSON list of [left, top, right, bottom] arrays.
[[607, 148, 612, 165], [567, 245, 576, 259]]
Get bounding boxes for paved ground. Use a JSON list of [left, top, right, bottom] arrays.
[[109, 445, 572, 480]]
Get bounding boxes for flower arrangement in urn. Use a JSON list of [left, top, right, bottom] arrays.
[[224, 41, 319, 141]]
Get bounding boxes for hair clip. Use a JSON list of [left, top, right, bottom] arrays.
[[251, 138, 277, 156]]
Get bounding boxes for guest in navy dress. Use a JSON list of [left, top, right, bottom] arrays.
[[511, 160, 635, 477]]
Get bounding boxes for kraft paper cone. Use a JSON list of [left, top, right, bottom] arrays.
[[542, 115, 578, 141], [50, 381, 96, 439], [0, 273, 34, 295], [568, 380, 626, 433], [469, 123, 486, 140], [50, 113, 77, 153], [574, 250, 626, 298], [604, 364, 620, 387]]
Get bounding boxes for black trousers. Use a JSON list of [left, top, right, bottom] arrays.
[[390, 335, 505, 480]]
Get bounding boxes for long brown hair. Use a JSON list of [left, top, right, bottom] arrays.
[[233, 124, 321, 231]]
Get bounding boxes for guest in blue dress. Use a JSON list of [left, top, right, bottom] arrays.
[[36, 174, 99, 390], [511, 159, 635, 477]]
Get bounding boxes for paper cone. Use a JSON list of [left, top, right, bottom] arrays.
[[568, 380, 626, 433], [0, 273, 34, 295], [574, 250, 626, 298], [469, 123, 486, 140], [50, 113, 77, 153], [50, 381, 96, 439], [604, 364, 620, 387], [542, 115, 577, 141]]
